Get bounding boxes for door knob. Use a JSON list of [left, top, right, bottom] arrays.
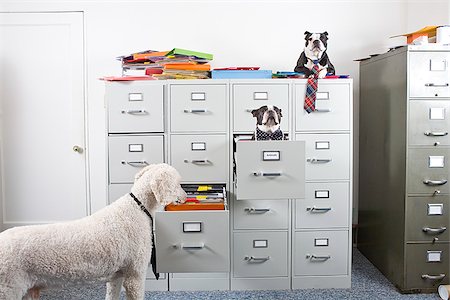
[[73, 145, 83, 153]]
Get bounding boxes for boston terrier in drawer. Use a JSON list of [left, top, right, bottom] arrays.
[[251, 105, 284, 140]]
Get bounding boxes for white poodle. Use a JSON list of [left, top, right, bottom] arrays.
[[0, 163, 186, 300]]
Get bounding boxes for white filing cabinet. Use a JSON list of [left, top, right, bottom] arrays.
[[105, 78, 353, 291]]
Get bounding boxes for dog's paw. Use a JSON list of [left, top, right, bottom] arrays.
[[318, 69, 327, 79]]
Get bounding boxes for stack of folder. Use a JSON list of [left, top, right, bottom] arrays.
[[118, 48, 213, 79], [165, 184, 226, 211]]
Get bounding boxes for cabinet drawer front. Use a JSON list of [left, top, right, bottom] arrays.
[[406, 243, 449, 290], [406, 196, 449, 242], [233, 199, 289, 230], [233, 231, 288, 278], [170, 84, 227, 132], [409, 52, 450, 98], [108, 136, 164, 184], [232, 84, 289, 132], [107, 83, 164, 133], [293, 230, 349, 276], [235, 141, 305, 200], [155, 210, 229, 273], [108, 184, 133, 203], [170, 134, 228, 182], [295, 182, 350, 229], [295, 133, 350, 181], [408, 148, 450, 194], [409, 100, 450, 146], [295, 83, 350, 131]]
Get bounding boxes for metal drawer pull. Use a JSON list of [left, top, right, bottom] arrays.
[[122, 160, 149, 167], [244, 207, 271, 213], [423, 179, 448, 186], [307, 206, 332, 212], [314, 108, 331, 113], [423, 226, 447, 234], [244, 255, 270, 262], [121, 109, 147, 114], [181, 243, 205, 250], [183, 109, 208, 113], [246, 109, 254, 113], [184, 159, 210, 164], [253, 172, 282, 177], [306, 254, 331, 260], [307, 158, 332, 163], [425, 83, 449, 87], [421, 274, 446, 281], [424, 131, 448, 137]]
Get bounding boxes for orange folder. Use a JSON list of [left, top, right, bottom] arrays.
[[165, 202, 225, 211], [133, 51, 169, 60], [164, 64, 211, 71]]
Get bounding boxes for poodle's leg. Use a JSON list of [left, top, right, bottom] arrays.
[[123, 272, 145, 300], [105, 275, 124, 300]]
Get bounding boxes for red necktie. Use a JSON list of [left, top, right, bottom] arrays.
[[304, 63, 320, 113]]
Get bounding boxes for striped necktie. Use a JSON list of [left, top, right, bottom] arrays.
[[304, 62, 320, 113]]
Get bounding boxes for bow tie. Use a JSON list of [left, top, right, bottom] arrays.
[[256, 127, 283, 140]]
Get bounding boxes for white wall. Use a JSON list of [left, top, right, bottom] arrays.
[[1, 0, 449, 220]]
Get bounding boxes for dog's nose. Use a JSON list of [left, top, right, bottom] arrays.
[[313, 40, 320, 47]]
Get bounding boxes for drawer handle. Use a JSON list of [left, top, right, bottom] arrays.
[[423, 226, 447, 234], [184, 159, 210, 164], [121, 109, 147, 114], [313, 109, 331, 113], [244, 255, 270, 262], [425, 83, 449, 87], [307, 158, 332, 164], [181, 243, 205, 250], [424, 131, 448, 137], [244, 207, 271, 213], [306, 254, 331, 261], [122, 160, 149, 167], [307, 206, 332, 213], [253, 172, 282, 177], [423, 179, 448, 186], [421, 274, 446, 281], [183, 109, 209, 113]]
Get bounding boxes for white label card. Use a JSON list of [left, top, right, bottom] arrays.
[[429, 156, 445, 168], [315, 141, 330, 150], [183, 222, 202, 233], [429, 108, 445, 120], [253, 240, 268, 248], [315, 238, 329, 247], [428, 204, 443, 215], [254, 92, 268, 100], [430, 59, 447, 71], [263, 151, 280, 161], [427, 251, 442, 262], [191, 142, 206, 151], [316, 92, 329, 100], [128, 144, 143, 152], [129, 93, 143, 101], [315, 190, 330, 198], [191, 92, 206, 101]]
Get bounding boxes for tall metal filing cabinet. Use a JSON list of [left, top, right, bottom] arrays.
[[358, 45, 450, 293], [105, 81, 168, 291], [293, 79, 353, 288], [160, 81, 230, 291]]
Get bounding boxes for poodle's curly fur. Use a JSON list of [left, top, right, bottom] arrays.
[[0, 163, 186, 300]]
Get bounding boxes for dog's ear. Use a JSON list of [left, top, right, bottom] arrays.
[[304, 31, 311, 36], [323, 31, 328, 36], [150, 166, 180, 205], [251, 108, 259, 118]]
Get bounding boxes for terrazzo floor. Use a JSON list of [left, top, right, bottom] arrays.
[[41, 248, 442, 300]]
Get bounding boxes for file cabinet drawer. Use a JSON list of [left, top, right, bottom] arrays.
[[232, 84, 289, 132], [235, 140, 305, 200], [233, 231, 288, 278], [155, 210, 229, 273], [295, 182, 350, 229], [108, 135, 164, 184], [409, 52, 450, 98], [107, 82, 164, 133], [170, 134, 228, 182], [233, 199, 289, 230], [295, 83, 351, 131], [170, 84, 227, 133], [406, 196, 449, 242], [108, 183, 132, 203], [409, 100, 450, 146], [407, 148, 450, 194], [293, 230, 349, 276], [406, 243, 449, 290], [295, 133, 350, 181]]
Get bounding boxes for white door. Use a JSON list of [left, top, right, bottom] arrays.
[[0, 12, 87, 229]]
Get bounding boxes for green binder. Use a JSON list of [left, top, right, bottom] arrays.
[[166, 48, 213, 60]]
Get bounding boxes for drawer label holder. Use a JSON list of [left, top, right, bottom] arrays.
[[183, 222, 202, 233], [263, 151, 280, 161]]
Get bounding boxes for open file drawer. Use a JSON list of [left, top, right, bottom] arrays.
[[155, 184, 229, 273], [235, 140, 305, 200]]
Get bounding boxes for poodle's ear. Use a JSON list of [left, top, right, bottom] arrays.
[[150, 167, 178, 205]]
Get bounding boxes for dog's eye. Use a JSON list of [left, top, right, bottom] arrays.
[[308, 38, 313, 41]]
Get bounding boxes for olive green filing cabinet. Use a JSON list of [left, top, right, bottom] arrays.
[[358, 44, 450, 293]]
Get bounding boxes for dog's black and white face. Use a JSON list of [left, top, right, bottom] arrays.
[[251, 105, 283, 133], [304, 31, 328, 61]]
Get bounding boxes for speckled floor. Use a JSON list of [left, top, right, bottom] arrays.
[[41, 249, 441, 300]]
